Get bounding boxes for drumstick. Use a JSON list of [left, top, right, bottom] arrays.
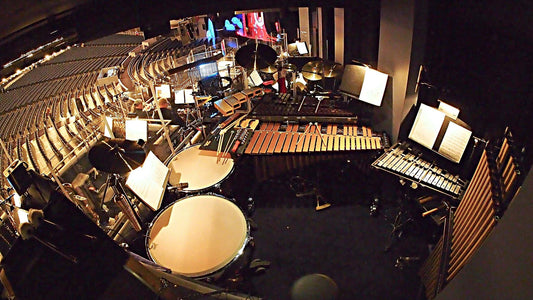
[[314, 122, 326, 145], [222, 131, 236, 164], [297, 95, 306, 112], [217, 132, 224, 162], [221, 131, 236, 164], [295, 122, 312, 147]]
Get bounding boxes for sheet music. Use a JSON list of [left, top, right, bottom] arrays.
[[438, 121, 472, 163], [248, 70, 263, 87], [103, 116, 114, 138], [438, 100, 460, 120], [359, 68, 388, 106], [155, 84, 171, 99], [408, 104, 445, 150], [126, 152, 169, 211], [125, 119, 147, 141], [296, 41, 309, 55]]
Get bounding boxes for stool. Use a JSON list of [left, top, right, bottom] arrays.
[[290, 273, 338, 300]]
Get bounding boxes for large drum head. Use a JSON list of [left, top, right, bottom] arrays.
[[168, 145, 234, 192], [146, 194, 248, 277]]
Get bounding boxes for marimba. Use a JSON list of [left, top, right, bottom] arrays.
[[244, 121, 386, 155]]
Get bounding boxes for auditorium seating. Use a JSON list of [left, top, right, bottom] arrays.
[[0, 34, 142, 191]]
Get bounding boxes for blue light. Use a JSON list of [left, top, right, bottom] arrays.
[[206, 18, 215, 46], [225, 20, 236, 31], [231, 17, 243, 29]]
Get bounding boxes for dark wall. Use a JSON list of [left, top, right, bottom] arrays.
[[343, 0, 380, 66], [422, 1, 533, 163]]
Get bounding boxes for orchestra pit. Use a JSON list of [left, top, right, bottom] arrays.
[[0, 1, 531, 299]]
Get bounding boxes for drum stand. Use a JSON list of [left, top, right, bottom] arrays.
[[100, 173, 143, 232], [383, 185, 414, 252]]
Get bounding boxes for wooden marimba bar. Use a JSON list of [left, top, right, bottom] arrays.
[[419, 130, 526, 300], [244, 121, 384, 155], [372, 143, 466, 198]]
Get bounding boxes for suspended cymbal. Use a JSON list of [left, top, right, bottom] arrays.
[[323, 62, 343, 78], [235, 42, 278, 70], [301, 61, 324, 81], [260, 64, 278, 74], [282, 63, 297, 72], [88, 138, 146, 174]]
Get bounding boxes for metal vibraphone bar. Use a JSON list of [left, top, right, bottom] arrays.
[[249, 92, 357, 124], [372, 142, 466, 198], [244, 121, 386, 155]]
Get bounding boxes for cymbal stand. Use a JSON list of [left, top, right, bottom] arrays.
[[100, 173, 142, 232]]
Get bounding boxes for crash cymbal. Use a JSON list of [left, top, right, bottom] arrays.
[[88, 138, 146, 174], [301, 61, 324, 81], [260, 64, 278, 74], [235, 42, 278, 70], [323, 62, 343, 78]]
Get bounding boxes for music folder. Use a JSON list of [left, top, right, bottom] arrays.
[[126, 151, 170, 211], [408, 103, 472, 163], [338, 64, 388, 106]]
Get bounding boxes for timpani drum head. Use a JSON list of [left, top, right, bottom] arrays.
[[146, 194, 248, 277], [168, 145, 234, 192]]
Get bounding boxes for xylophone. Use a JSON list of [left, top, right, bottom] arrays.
[[372, 143, 466, 198], [243, 121, 388, 155]]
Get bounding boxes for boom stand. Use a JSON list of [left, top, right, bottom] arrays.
[[101, 173, 142, 232]]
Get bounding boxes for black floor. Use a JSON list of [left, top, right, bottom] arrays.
[[216, 154, 437, 300]]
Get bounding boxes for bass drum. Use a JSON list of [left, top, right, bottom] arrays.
[[167, 144, 234, 193], [146, 194, 249, 279]]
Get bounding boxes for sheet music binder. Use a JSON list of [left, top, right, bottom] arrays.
[[408, 103, 472, 163], [126, 151, 170, 211]]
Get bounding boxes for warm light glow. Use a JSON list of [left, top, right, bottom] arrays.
[[12, 193, 22, 207], [16, 208, 29, 224], [358, 68, 388, 106], [438, 100, 460, 120]]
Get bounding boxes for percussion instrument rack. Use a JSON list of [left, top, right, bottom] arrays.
[[372, 142, 467, 199]]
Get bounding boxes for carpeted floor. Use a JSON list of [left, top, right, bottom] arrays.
[[226, 155, 439, 300]]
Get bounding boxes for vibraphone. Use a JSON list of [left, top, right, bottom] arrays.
[[372, 142, 466, 198], [249, 92, 357, 123], [244, 121, 387, 155]]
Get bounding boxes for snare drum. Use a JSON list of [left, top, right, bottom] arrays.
[[146, 194, 249, 278], [167, 145, 234, 193]]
